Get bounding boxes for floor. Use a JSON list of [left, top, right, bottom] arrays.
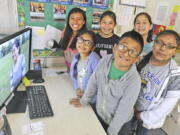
[[148, 129, 167, 135]]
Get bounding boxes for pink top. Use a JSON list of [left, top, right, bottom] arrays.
[[61, 31, 78, 70]]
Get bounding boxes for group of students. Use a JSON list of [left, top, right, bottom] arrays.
[[58, 7, 180, 135]]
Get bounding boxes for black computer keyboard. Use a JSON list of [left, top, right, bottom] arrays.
[[26, 85, 54, 119]]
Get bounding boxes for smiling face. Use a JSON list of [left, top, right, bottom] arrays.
[[100, 15, 116, 38], [76, 33, 94, 55], [113, 37, 141, 71], [134, 14, 152, 37], [12, 44, 19, 64], [152, 34, 177, 65], [69, 12, 85, 34]]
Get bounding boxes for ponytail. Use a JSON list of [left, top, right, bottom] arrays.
[[137, 52, 153, 73]]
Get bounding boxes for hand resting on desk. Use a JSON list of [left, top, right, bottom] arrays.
[[76, 89, 84, 98], [69, 98, 83, 107]]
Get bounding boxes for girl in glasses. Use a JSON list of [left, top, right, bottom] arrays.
[[121, 30, 180, 135], [70, 30, 100, 98], [94, 10, 120, 58]]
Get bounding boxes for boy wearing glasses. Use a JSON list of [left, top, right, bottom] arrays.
[[70, 31, 144, 135], [70, 30, 100, 98], [131, 30, 180, 135]]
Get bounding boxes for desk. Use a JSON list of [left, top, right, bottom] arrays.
[[7, 74, 107, 135]]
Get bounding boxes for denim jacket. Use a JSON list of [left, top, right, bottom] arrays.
[[70, 51, 100, 91]]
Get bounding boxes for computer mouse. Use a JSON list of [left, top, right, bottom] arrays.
[[33, 78, 45, 83]]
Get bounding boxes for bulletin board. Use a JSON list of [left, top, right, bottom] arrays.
[[17, 0, 114, 30], [16, 0, 114, 58]]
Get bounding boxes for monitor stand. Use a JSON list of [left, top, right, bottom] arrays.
[[6, 91, 28, 114]]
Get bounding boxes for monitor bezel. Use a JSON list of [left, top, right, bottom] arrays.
[[0, 28, 32, 109]]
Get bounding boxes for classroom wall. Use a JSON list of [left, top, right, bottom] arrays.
[[20, 0, 114, 30], [113, 0, 180, 36], [0, 0, 18, 32], [1, 0, 179, 35]]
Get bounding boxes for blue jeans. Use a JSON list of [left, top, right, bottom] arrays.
[[136, 121, 149, 135], [118, 117, 149, 135]]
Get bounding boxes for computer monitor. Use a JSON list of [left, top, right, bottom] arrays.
[[0, 28, 32, 111]]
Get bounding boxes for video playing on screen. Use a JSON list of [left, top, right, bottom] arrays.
[[0, 28, 31, 108]]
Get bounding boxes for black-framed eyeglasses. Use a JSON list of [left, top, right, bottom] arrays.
[[154, 40, 177, 50], [117, 44, 139, 58], [77, 37, 93, 47]]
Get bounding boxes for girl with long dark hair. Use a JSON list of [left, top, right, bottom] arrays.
[[59, 7, 87, 72]]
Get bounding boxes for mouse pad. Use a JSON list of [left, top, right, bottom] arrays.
[[6, 91, 28, 114]]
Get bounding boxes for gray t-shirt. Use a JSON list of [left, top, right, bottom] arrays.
[[136, 62, 170, 111], [77, 59, 88, 90]]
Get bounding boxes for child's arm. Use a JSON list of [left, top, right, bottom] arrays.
[[76, 89, 84, 98], [70, 56, 79, 90], [80, 58, 102, 105], [70, 71, 98, 107], [70, 58, 102, 107], [82, 53, 100, 90], [69, 98, 82, 107], [140, 76, 180, 129], [107, 73, 141, 135]]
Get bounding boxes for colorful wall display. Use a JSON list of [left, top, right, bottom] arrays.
[[53, 4, 66, 22], [92, 9, 104, 32], [29, 0, 49, 3], [17, 0, 26, 27], [17, 0, 114, 30], [153, 24, 167, 35], [30, 2, 45, 21], [51, 0, 71, 5], [17, 0, 114, 57], [92, 0, 109, 9], [72, 0, 91, 7]]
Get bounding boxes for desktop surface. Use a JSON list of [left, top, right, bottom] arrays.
[[6, 74, 107, 135]]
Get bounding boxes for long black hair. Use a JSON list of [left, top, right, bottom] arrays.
[[137, 30, 180, 73], [134, 12, 153, 43], [100, 10, 117, 24], [59, 7, 87, 50], [13, 39, 21, 54]]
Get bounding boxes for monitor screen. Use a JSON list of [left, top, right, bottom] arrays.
[[0, 28, 32, 108]]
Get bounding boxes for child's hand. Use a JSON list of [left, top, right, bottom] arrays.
[[76, 89, 84, 98], [134, 108, 141, 120], [69, 98, 82, 107]]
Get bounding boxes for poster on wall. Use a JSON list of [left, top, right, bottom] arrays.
[[30, 2, 45, 21], [92, 0, 109, 9], [92, 9, 104, 32], [115, 5, 134, 25], [169, 12, 178, 26], [154, 2, 170, 25], [50, 0, 71, 5], [53, 4, 66, 22], [29, 0, 49, 3], [153, 24, 166, 35], [72, 0, 91, 7], [17, 0, 26, 27]]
